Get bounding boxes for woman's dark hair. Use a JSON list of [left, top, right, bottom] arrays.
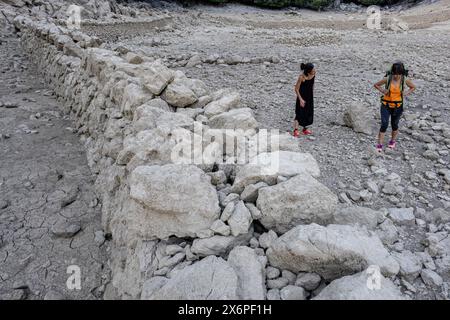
[[301, 63, 314, 76], [391, 62, 405, 75]]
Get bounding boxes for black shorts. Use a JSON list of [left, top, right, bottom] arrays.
[[380, 104, 403, 132]]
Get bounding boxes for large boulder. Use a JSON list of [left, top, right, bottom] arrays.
[[208, 108, 259, 131], [133, 104, 193, 132], [227, 246, 266, 300], [142, 256, 238, 299], [343, 103, 375, 135], [257, 175, 338, 233], [249, 151, 320, 178], [313, 270, 406, 300], [248, 132, 300, 153], [127, 164, 220, 239], [231, 164, 278, 194], [331, 205, 382, 230], [161, 78, 198, 108], [424, 231, 450, 257], [121, 82, 154, 116], [139, 61, 174, 95], [392, 250, 422, 282], [116, 128, 177, 167], [266, 224, 400, 280], [204, 92, 240, 117]]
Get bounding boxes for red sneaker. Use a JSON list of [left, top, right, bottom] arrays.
[[302, 128, 312, 135], [293, 129, 299, 137]]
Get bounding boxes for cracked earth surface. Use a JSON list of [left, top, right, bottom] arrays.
[[0, 26, 109, 300]]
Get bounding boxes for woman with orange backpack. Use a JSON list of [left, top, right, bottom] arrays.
[[374, 62, 416, 152]]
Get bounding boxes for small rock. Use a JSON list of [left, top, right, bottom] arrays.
[[421, 269, 443, 288], [267, 277, 289, 290], [220, 202, 235, 222], [281, 270, 296, 285], [51, 220, 81, 238], [388, 208, 415, 226], [266, 266, 280, 279], [0, 200, 9, 209], [267, 289, 281, 300], [165, 244, 184, 256], [249, 237, 259, 249], [210, 220, 231, 236], [295, 273, 322, 291], [246, 203, 262, 220], [94, 230, 105, 245], [280, 285, 306, 300], [258, 230, 278, 249]]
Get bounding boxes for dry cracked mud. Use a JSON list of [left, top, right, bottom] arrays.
[[0, 26, 110, 300]]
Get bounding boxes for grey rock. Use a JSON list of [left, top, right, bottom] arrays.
[[266, 224, 399, 280], [266, 289, 281, 300], [420, 269, 443, 288], [128, 164, 220, 239], [282, 270, 296, 285], [245, 203, 262, 220], [331, 205, 381, 230], [257, 174, 338, 233], [392, 250, 422, 281], [295, 273, 322, 291], [240, 182, 267, 203], [51, 220, 81, 238], [228, 246, 266, 299], [280, 285, 306, 300], [210, 219, 231, 236], [228, 201, 253, 236], [375, 219, 399, 245], [313, 270, 406, 300], [343, 103, 375, 135], [191, 231, 252, 257], [267, 277, 289, 290], [266, 266, 280, 279], [220, 201, 235, 222], [143, 256, 238, 300], [388, 208, 415, 226], [258, 230, 278, 249]]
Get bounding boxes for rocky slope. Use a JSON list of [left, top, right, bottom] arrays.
[[1, 0, 450, 300]]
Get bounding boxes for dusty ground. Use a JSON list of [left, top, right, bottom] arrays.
[[0, 24, 110, 300], [1, 0, 450, 300]]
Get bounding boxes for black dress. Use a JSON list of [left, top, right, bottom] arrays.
[[295, 76, 314, 127]]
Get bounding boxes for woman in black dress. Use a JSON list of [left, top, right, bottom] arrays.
[[293, 63, 315, 137]]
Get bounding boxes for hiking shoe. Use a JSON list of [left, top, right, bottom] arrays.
[[302, 128, 312, 135], [293, 129, 299, 137], [388, 140, 396, 149], [376, 144, 383, 152]]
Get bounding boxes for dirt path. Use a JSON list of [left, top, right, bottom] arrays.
[[0, 28, 109, 300]]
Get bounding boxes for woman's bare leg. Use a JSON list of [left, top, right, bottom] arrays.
[[391, 130, 399, 141], [378, 131, 385, 145]]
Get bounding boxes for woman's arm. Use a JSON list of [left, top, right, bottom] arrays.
[[294, 75, 305, 107], [403, 79, 416, 97], [374, 78, 388, 95]]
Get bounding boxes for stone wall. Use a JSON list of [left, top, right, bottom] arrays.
[[13, 15, 404, 300]]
